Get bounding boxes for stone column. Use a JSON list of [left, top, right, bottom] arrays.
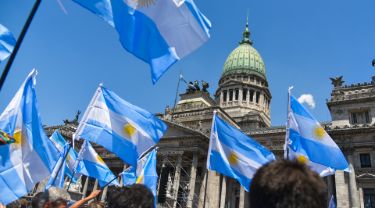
[[198, 169, 207, 208], [100, 186, 108, 202], [81, 177, 89, 199], [238, 88, 243, 103], [348, 155, 360, 208], [172, 155, 182, 208], [359, 187, 364, 208], [88, 179, 99, 203], [239, 186, 245, 208], [157, 155, 168, 195], [187, 153, 198, 208], [205, 171, 220, 208], [335, 170, 350, 208], [219, 177, 227, 208]]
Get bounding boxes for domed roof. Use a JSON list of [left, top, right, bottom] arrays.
[[222, 22, 266, 79]]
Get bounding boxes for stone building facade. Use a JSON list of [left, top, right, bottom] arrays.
[[46, 21, 375, 208]]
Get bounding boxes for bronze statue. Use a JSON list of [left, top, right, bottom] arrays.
[[201, 80, 209, 92], [193, 80, 200, 91], [330, 76, 344, 88]]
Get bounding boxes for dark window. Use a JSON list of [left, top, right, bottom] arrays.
[[223, 91, 227, 102], [365, 111, 371, 123], [256, 92, 260, 104], [235, 88, 239, 100], [364, 188, 375, 208], [350, 111, 371, 124], [229, 90, 233, 101], [360, 153, 372, 168], [250, 90, 254, 102], [242, 89, 247, 101]]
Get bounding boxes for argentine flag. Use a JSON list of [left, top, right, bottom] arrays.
[[0, 24, 16, 63], [49, 131, 80, 181], [45, 143, 70, 189], [207, 113, 275, 191], [75, 140, 119, 187], [0, 69, 59, 205], [286, 95, 349, 176], [121, 149, 158, 206], [74, 85, 167, 167], [72, 0, 211, 84]]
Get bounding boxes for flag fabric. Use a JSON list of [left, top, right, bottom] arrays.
[[120, 166, 137, 186], [72, 0, 211, 84], [121, 149, 158, 206], [45, 144, 70, 189], [0, 69, 59, 205], [0, 24, 16, 63], [74, 85, 167, 167], [328, 195, 336, 208], [286, 95, 349, 176], [49, 131, 80, 181], [207, 113, 276, 192], [75, 140, 119, 187]]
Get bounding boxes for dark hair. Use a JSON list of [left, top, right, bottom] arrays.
[[50, 198, 67, 208], [249, 160, 327, 208], [107, 184, 154, 208], [88, 201, 105, 208], [32, 192, 49, 208]]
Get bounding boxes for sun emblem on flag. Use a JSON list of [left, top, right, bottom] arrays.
[[296, 155, 308, 165], [13, 129, 23, 145], [313, 126, 326, 140], [96, 155, 105, 164], [136, 173, 144, 184], [0, 129, 16, 146], [228, 152, 239, 165], [123, 123, 137, 138]]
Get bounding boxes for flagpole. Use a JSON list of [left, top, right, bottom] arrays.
[[50, 143, 72, 186], [0, 0, 42, 91], [285, 86, 293, 160], [171, 70, 184, 121]]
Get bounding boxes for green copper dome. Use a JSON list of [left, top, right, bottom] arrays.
[[222, 22, 266, 79]]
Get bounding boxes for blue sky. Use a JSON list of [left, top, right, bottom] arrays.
[[0, 0, 374, 127]]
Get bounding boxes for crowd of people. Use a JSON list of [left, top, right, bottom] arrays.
[[1, 160, 329, 208]]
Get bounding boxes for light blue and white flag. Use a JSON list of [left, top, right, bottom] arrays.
[[0, 69, 59, 205], [49, 131, 80, 181], [286, 94, 349, 176], [45, 144, 70, 189], [74, 85, 167, 166], [75, 140, 119, 187], [121, 149, 158, 206], [207, 113, 275, 192], [0, 24, 16, 63], [72, 0, 211, 84], [120, 166, 137, 186]]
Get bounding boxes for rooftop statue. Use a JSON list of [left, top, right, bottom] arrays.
[[330, 76, 344, 88]]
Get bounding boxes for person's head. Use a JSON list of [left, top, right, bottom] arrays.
[[32, 192, 49, 208], [107, 184, 154, 208], [49, 198, 67, 208], [249, 159, 327, 208], [88, 201, 105, 208]]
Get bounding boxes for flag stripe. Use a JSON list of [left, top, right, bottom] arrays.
[[289, 129, 348, 169], [81, 119, 138, 166]]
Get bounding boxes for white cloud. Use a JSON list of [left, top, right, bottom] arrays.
[[297, 94, 316, 109]]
